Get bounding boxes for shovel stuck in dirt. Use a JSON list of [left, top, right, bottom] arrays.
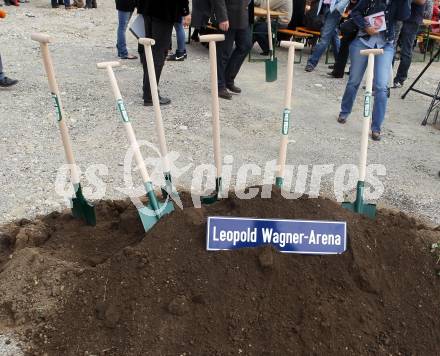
[[342, 48, 383, 219], [275, 41, 304, 187], [31, 33, 96, 226], [139, 38, 180, 202], [265, 0, 277, 82], [199, 34, 225, 204], [98, 61, 174, 232]]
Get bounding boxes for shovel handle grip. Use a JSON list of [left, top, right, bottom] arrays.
[[138, 38, 155, 46], [360, 48, 384, 56], [199, 34, 225, 43], [280, 41, 305, 50], [31, 32, 52, 43]]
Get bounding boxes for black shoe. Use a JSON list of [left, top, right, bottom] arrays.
[[392, 81, 403, 89], [260, 51, 270, 56], [0, 77, 18, 87], [328, 65, 334, 69], [218, 88, 232, 100], [144, 96, 171, 106], [166, 53, 185, 61], [305, 64, 314, 72], [226, 84, 241, 94], [327, 71, 343, 79]]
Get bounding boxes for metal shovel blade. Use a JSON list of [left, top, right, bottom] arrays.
[[137, 199, 174, 233], [71, 184, 96, 226], [265, 56, 278, 82], [342, 182, 376, 219], [201, 177, 222, 205], [342, 201, 376, 219]]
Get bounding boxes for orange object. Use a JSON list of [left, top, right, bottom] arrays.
[[0, 10, 7, 18]]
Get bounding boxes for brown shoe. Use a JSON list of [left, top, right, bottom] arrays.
[[337, 115, 347, 124], [218, 88, 232, 100], [372, 131, 381, 141]]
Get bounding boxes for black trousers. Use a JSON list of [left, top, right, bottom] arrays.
[[139, 16, 173, 101], [333, 30, 357, 77], [216, 26, 253, 89]]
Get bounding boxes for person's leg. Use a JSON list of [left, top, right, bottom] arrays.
[[140, 16, 173, 103], [64, 0, 70, 7], [224, 26, 253, 88], [306, 9, 342, 69], [0, 53, 18, 87], [216, 29, 236, 90], [174, 17, 186, 56], [0, 53, 3, 80], [332, 30, 356, 77], [116, 11, 132, 58], [330, 26, 341, 58], [394, 22, 419, 85], [371, 43, 394, 133], [253, 21, 269, 54], [339, 38, 368, 119]]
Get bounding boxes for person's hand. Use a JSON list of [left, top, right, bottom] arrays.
[[365, 26, 379, 36], [219, 20, 230, 32], [183, 14, 191, 27]]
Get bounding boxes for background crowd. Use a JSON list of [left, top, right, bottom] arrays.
[[1, 0, 439, 140]]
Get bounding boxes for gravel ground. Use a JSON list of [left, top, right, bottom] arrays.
[[1, 0, 440, 225]]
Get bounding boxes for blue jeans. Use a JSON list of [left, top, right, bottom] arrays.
[[340, 38, 395, 133], [174, 17, 186, 55], [307, 8, 341, 68], [216, 26, 253, 89], [117, 11, 132, 58]]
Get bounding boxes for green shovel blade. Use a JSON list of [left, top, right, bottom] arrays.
[[201, 177, 222, 205], [71, 184, 96, 226], [275, 177, 284, 188], [265, 56, 278, 82], [138, 200, 174, 233], [342, 181, 376, 219]]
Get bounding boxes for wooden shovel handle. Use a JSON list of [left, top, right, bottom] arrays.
[[266, 0, 273, 52], [139, 38, 171, 172], [32, 33, 80, 184], [277, 41, 299, 180], [98, 62, 151, 184], [199, 35, 225, 177]]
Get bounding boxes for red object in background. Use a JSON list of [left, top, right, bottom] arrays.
[[0, 10, 7, 18], [433, 4, 439, 33]]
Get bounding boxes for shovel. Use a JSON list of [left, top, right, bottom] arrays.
[[31, 33, 96, 226], [275, 41, 304, 187], [138, 38, 180, 201], [342, 48, 383, 219], [97, 61, 174, 232], [199, 34, 225, 204], [265, 0, 277, 82]]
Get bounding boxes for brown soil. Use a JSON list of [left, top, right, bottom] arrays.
[[0, 188, 439, 356]]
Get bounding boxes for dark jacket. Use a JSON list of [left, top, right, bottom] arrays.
[[351, 0, 411, 41], [213, 0, 251, 29], [191, 0, 214, 28], [115, 0, 136, 12], [137, 0, 189, 23]]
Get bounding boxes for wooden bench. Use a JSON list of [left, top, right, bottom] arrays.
[[277, 29, 312, 63]]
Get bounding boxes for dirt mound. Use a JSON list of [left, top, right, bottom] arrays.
[[0, 188, 439, 355]]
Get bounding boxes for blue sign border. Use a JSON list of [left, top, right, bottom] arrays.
[[207, 216, 347, 255]]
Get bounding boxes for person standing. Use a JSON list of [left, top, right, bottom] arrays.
[[116, 0, 138, 60], [392, 0, 427, 88], [167, 17, 188, 61], [305, 0, 351, 72], [0, 53, 18, 87], [337, 0, 411, 141], [213, 0, 254, 100], [137, 0, 190, 106], [253, 0, 292, 55]]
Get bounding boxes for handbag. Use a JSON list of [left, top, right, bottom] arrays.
[[340, 18, 358, 37]]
